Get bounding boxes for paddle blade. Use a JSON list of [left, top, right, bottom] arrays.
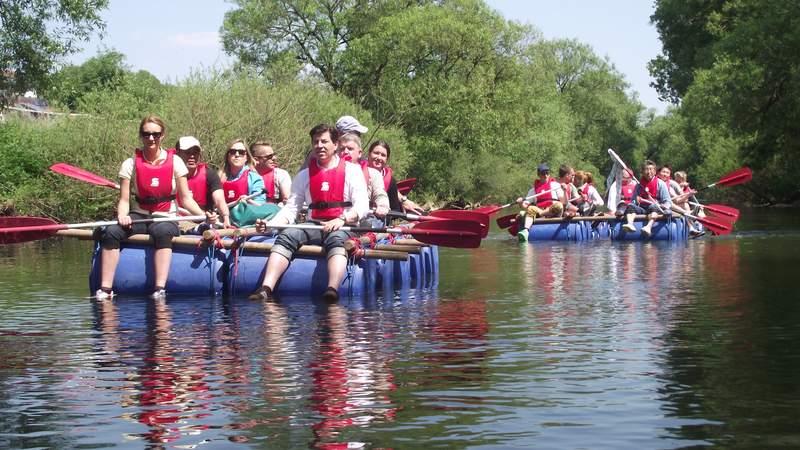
[[703, 204, 740, 220], [696, 215, 733, 236], [496, 213, 517, 229], [50, 163, 120, 189], [474, 204, 503, 216], [0, 217, 57, 228], [0, 217, 63, 244], [397, 178, 417, 195], [428, 210, 490, 237], [717, 167, 752, 188], [405, 219, 482, 248]]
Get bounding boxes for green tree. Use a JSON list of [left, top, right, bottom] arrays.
[[0, 0, 109, 105], [45, 50, 128, 111], [649, 0, 800, 203], [220, 0, 437, 89]]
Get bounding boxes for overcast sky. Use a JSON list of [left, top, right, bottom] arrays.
[[68, 0, 669, 114]]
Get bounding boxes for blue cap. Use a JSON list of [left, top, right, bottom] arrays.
[[537, 163, 550, 173]]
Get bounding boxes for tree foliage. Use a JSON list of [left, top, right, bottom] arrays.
[[649, 0, 800, 203], [0, 0, 108, 105]]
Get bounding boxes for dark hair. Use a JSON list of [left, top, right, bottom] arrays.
[[368, 140, 391, 160], [309, 123, 338, 142], [643, 160, 657, 172], [558, 164, 573, 178], [250, 141, 273, 153], [658, 164, 672, 173]]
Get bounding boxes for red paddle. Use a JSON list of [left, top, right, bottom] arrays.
[[387, 210, 489, 238], [670, 206, 733, 236], [696, 167, 752, 191], [50, 163, 120, 189], [475, 188, 557, 217], [496, 213, 517, 229], [0, 215, 206, 245], [397, 178, 417, 195], [689, 202, 740, 221], [255, 219, 483, 248]]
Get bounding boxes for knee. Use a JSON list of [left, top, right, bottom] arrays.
[[150, 223, 179, 249], [98, 225, 127, 250]]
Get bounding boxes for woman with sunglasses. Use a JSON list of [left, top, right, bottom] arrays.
[[366, 140, 424, 214], [95, 115, 209, 301], [251, 141, 291, 204], [219, 139, 266, 206]]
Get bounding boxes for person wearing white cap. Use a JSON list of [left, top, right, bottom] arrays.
[[175, 136, 231, 228], [335, 115, 368, 135]]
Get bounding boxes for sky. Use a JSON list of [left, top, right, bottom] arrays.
[[69, 0, 669, 114]]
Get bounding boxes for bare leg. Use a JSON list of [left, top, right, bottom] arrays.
[[326, 254, 348, 289], [261, 253, 290, 290], [100, 248, 120, 289], [153, 248, 172, 288], [626, 213, 636, 227]]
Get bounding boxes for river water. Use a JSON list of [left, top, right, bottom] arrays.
[[1, 209, 799, 449]]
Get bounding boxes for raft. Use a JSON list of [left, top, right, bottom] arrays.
[[60, 230, 438, 297], [520, 215, 690, 242]]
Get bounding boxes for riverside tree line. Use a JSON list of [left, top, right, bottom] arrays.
[[1, 0, 797, 221]]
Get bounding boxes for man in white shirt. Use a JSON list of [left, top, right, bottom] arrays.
[[249, 124, 369, 302]]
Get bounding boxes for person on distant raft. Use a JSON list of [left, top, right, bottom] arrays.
[[515, 163, 565, 242], [672, 170, 704, 237], [94, 116, 212, 301], [557, 165, 580, 218], [366, 140, 425, 214], [175, 136, 231, 230], [248, 123, 369, 303], [251, 141, 291, 204], [658, 165, 683, 200], [613, 168, 636, 217], [574, 170, 604, 216], [621, 159, 672, 237], [337, 132, 390, 224]]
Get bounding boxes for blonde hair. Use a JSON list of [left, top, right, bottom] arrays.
[[139, 115, 165, 136], [574, 170, 588, 186], [674, 171, 687, 183], [221, 138, 253, 180]]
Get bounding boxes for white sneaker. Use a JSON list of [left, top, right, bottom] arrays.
[[640, 226, 652, 237], [622, 223, 636, 233], [150, 288, 166, 300], [95, 289, 115, 300]]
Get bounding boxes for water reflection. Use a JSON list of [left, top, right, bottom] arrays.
[[2, 227, 800, 448]]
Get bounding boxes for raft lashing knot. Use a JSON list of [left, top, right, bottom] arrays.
[[346, 236, 367, 260]]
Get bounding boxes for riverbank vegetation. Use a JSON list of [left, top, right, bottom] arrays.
[[1, 0, 796, 221]]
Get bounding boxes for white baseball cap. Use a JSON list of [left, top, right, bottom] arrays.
[[335, 115, 368, 134]]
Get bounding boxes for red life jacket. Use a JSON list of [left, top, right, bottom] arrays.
[[180, 163, 208, 209], [640, 176, 660, 203], [381, 166, 393, 191], [308, 157, 350, 221], [581, 183, 591, 200], [223, 168, 250, 203], [534, 178, 558, 208], [134, 148, 175, 213], [358, 160, 370, 185], [620, 180, 635, 204], [257, 167, 281, 203]]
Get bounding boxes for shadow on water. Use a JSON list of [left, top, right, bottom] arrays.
[[1, 209, 799, 448]]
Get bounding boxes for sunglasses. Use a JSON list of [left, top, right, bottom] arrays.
[[254, 154, 275, 161], [228, 149, 248, 156], [141, 131, 162, 139]]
